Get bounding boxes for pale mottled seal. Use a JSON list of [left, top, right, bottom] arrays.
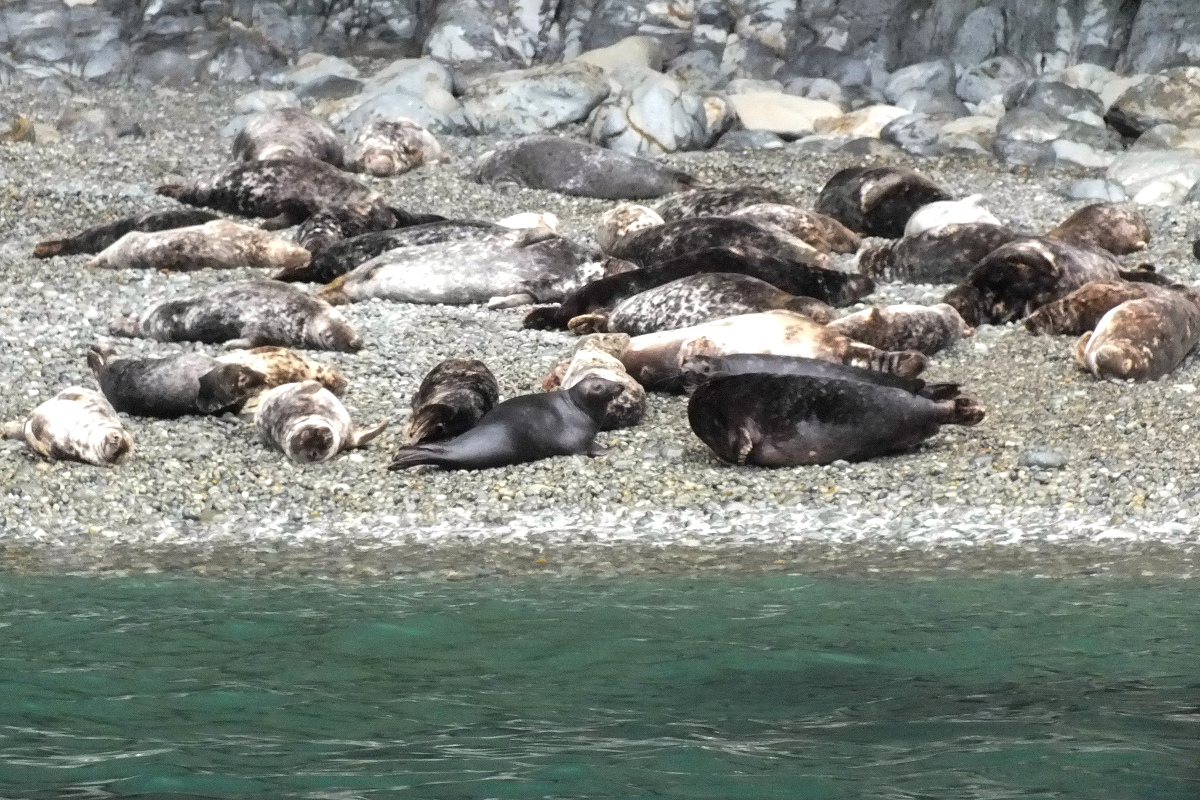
[[607, 216, 831, 271], [650, 186, 787, 221], [1047, 202, 1150, 256], [903, 194, 1000, 238], [827, 303, 974, 356], [215, 346, 348, 396], [2, 387, 132, 466], [1025, 281, 1164, 335], [403, 358, 499, 445], [388, 376, 624, 471], [110, 279, 362, 352], [34, 208, 221, 258], [597, 204, 664, 253], [1075, 293, 1200, 381], [857, 223, 1020, 284], [256, 381, 387, 464], [678, 353, 957, 399], [471, 135, 694, 199], [540, 335, 645, 431], [815, 166, 950, 238], [232, 109, 344, 167], [346, 117, 442, 176], [727, 204, 861, 254], [688, 373, 984, 466], [85, 220, 311, 273]]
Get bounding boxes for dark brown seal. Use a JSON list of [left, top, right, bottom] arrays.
[[857, 223, 1021, 284], [33, 208, 221, 258], [1046, 202, 1150, 255], [815, 166, 950, 238], [1075, 292, 1200, 381], [403, 358, 500, 445], [607, 216, 830, 270], [1024, 281, 1162, 335]]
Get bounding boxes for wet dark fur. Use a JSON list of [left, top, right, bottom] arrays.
[[858, 223, 1021, 283], [403, 358, 500, 445], [34, 209, 221, 258], [650, 186, 787, 221], [294, 201, 445, 258], [607, 216, 826, 269], [87, 345, 265, 418], [231, 109, 345, 167], [679, 353, 958, 399], [815, 166, 950, 238]]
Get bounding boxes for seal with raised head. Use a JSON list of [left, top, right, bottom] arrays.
[[232, 108, 344, 167], [255, 381, 387, 463], [471, 135, 694, 199], [34, 208, 221, 259], [388, 376, 624, 471], [687, 373, 984, 466], [1046, 202, 1150, 255], [346, 117, 442, 177], [679, 353, 958, 399], [815, 166, 950, 238], [540, 334, 645, 431], [650, 186, 787, 221], [110, 279, 362, 352], [85, 220, 311, 273], [1024, 281, 1166, 335], [607, 216, 831, 270], [827, 303, 974, 356], [403, 358, 500, 445], [1075, 293, 1200, 381], [2, 387, 132, 466], [215, 346, 348, 396], [903, 194, 1000, 238], [727, 204, 861, 254], [857, 222, 1020, 284]]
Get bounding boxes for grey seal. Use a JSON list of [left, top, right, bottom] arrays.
[[815, 166, 950, 238], [606, 216, 830, 270], [346, 117, 443, 176], [1046, 202, 1150, 255], [255, 382, 387, 464], [2, 387, 132, 466], [857, 223, 1021, 284], [232, 108, 344, 167], [678, 353, 958, 399], [215, 347, 348, 397], [34, 208, 221, 258], [403, 358, 500, 445], [827, 303, 974, 356], [540, 335, 646, 431], [650, 186, 787, 220], [85, 220, 311, 273]]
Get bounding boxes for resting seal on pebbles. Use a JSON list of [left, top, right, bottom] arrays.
[[651, 186, 787, 221], [403, 358, 500, 445], [815, 166, 950, 238], [346, 118, 443, 176], [1024, 281, 1165, 335], [255, 381, 387, 463], [597, 204, 664, 253], [727, 204, 861, 254], [857, 223, 1020, 284], [541, 335, 645, 430], [1075, 293, 1200, 381], [1046, 203, 1150, 255], [827, 303, 974, 356], [606, 216, 831, 270], [87, 344, 266, 418], [34, 208, 221, 258], [85, 220, 311, 273], [903, 195, 1000, 238], [679, 353, 956, 399], [2, 387, 132, 466], [214, 346, 348, 396], [232, 109, 344, 167]]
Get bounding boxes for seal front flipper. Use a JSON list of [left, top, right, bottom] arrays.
[[523, 304, 568, 330], [1, 419, 25, 439], [586, 441, 610, 458]]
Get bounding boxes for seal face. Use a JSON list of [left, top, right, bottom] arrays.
[[607, 216, 831, 271], [1046, 202, 1150, 255], [255, 381, 387, 463], [726, 203, 861, 254], [403, 358, 500, 445], [1024, 281, 1162, 335], [827, 303, 974, 356], [215, 346, 348, 396], [232, 109, 345, 167], [34, 208, 221, 259], [857, 223, 1020, 284], [541, 335, 645, 431], [687, 373, 984, 466], [815, 166, 950, 238], [85, 220, 311, 273], [388, 376, 624, 471], [650, 186, 787, 221], [1075, 293, 1200, 381], [903, 195, 1000, 238], [88, 344, 266, 418], [2, 387, 132, 466], [346, 117, 442, 177]]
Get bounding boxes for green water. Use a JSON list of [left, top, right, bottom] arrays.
[[0, 575, 1196, 800]]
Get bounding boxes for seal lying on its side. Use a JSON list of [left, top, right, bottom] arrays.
[[903, 195, 1000, 238], [596, 204, 665, 252], [650, 186, 787, 221], [34, 208, 221, 258], [1075, 293, 1200, 381], [688, 373, 984, 466], [232, 109, 344, 167], [2, 387, 132, 466], [607, 216, 831, 270], [471, 135, 694, 199], [389, 377, 624, 471], [679, 353, 958, 399], [815, 166, 950, 239], [1024, 281, 1167, 335], [255, 381, 387, 464], [110, 279, 362, 352], [827, 303, 974, 356], [215, 347, 348, 396], [857, 223, 1020, 284], [1046, 202, 1150, 255], [541, 335, 645, 431], [346, 118, 443, 177], [727, 204, 861, 254], [86, 220, 311, 273], [403, 358, 500, 445]]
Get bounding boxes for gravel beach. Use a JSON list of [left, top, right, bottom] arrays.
[[4, 82, 1200, 579]]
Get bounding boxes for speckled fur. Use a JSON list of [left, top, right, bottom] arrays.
[[650, 186, 786, 221], [596, 204, 664, 253], [1075, 293, 1200, 381], [346, 118, 442, 177], [727, 203, 861, 254], [828, 303, 973, 356], [608, 216, 831, 270], [2, 387, 132, 466], [815, 166, 950, 238], [34, 208, 221, 258], [86, 219, 311, 272], [255, 381, 386, 464], [857, 223, 1020, 284], [541, 337, 644, 431], [215, 347, 348, 396], [1025, 281, 1163, 335], [403, 358, 499, 445], [1047, 203, 1150, 255], [231, 109, 344, 167]]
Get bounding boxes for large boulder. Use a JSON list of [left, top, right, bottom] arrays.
[[460, 62, 611, 135], [726, 91, 842, 137], [1107, 150, 1200, 205], [955, 56, 1032, 104], [1107, 68, 1200, 137], [589, 68, 713, 154]]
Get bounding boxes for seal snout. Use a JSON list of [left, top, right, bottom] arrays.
[[99, 429, 133, 464], [289, 423, 338, 463]]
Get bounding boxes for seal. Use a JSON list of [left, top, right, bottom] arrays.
[[215, 346, 348, 397], [1024, 281, 1165, 335], [903, 194, 1000, 238], [607, 216, 831, 271], [815, 166, 950, 238], [1046, 202, 1150, 255], [678, 353, 959, 399], [109, 279, 362, 352], [255, 381, 388, 464], [1075, 293, 1200, 381], [403, 358, 500, 445], [827, 303, 974, 356], [231, 108, 344, 167], [388, 376, 624, 470], [85, 220, 311, 273], [650, 186, 787, 221], [497, 211, 558, 230], [346, 117, 443, 177], [857, 223, 1020, 284], [1194, 239, 1200, 260], [540, 334, 645, 430], [618, 310, 928, 392], [87, 343, 267, 418], [34, 208, 221, 259], [1, 387, 132, 466], [687, 373, 984, 466], [597, 204, 664, 253], [726, 204, 861, 254], [471, 135, 694, 199]]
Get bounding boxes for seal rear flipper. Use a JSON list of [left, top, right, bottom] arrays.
[[317, 278, 351, 306], [1119, 266, 1173, 286], [567, 313, 609, 334], [523, 305, 568, 330], [733, 424, 758, 465], [1074, 331, 1093, 370], [155, 183, 187, 200], [33, 239, 67, 258], [271, 260, 315, 282], [1, 420, 25, 440], [388, 444, 448, 470], [350, 420, 388, 450], [937, 396, 985, 426], [109, 316, 141, 339], [843, 343, 928, 378]]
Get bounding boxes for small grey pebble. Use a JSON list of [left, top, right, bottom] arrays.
[[1018, 449, 1068, 469]]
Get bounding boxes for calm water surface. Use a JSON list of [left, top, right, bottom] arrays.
[[0, 574, 1196, 799]]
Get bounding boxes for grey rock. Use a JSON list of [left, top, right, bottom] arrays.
[[783, 77, 848, 110], [666, 49, 722, 92], [1006, 80, 1104, 122], [1108, 67, 1200, 137], [336, 91, 462, 135], [590, 69, 710, 154], [782, 46, 872, 88], [1107, 149, 1200, 204], [714, 129, 784, 150], [424, 0, 562, 71], [461, 62, 610, 135], [295, 74, 364, 101], [1120, 0, 1200, 74], [996, 107, 1119, 151], [880, 113, 941, 156], [1018, 449, 1067, 469], [134, 47, 200, 88], [895, 89, 969, 119], [785, 134, 849, 154], [363, 58, 454, 97], [1066, 179, 1127, 202], [267, 53, 358, 87], [885, 59, 956, 104], [956, 56, 1032, 105], [234, 89, 300, 115], [951, 6, 1004, 66], [992, 137, 1057, 168]]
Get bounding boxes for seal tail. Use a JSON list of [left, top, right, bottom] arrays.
[[33, 239, 67, 258], [937, 396, 985, 426], [388, 444, 450, 470]]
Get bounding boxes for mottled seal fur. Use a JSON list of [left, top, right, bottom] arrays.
[[857, 223, 1020, 284], [815, 166, 950, 238], [679, 353, 958, 400], [255, 381, 387, 464], [650, 186, 787, 221], [346, 117, 442, 177], [727, 204, 861, 254], [215, 346, 348, 396], [597, 204, 664, 252], [403, 358, 500, 445], [1075, 293, 1200, 381], [540, 335, 645, 431], [687, 373, 984, 466], [903, 195, 1000, 238], [34, 208, 221, 258], [109, 279, 362, 352], [827, 303, 974, 355], [232, 109, 344, 167], [85, 220, 311, 273], [471, 135, 693, 199], [2, 387, 132, 466], [1025, 281, 1164, 335], [1046, 202, 1150, 255], [607, 216, 831, 271], [389, 376, 624, 471]]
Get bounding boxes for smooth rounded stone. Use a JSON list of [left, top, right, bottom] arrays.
[[1187, 182, 1200, 205], [992, 136, 1057, 168], [782, 77, 847, 110], [1108, 67, 1200, 136], [782, 45, 872, 88], [884, 59, 956, 104], [334, 92, 461, 135], [575, 36, 664, 73], [267, 53, 358, 87], [363, 58, 453, 97], [880, 113, 941, 156], [950, 6, 1005, 66], [56, 106, 117, 138], [815, 104, 908, 138], [590, 70, 711, 154], [956, 56, 1033, 104], [895, 89, 970, 119], [1018, 448, 1067, 469], [1051, 140, 1117, 169], [460, 62, 610, 135], [1132, 124, 1200, 154], [714, 129, 784, 150], [665, 50, 721, 92], [939, 114, 997, 145], [1055, 63, 1119, 98], [295, 74, 363, 101], [234, 90, 300, 115], [1005, 80, 1105, 121], [727, 78, 785, 95], [841, 85, 891, 111], [838, 137, 905, 158], [1106, 149, 1200, 205], [995, 107, 1119, 151], [785, 133, 849, 154], [134, 47, 200, 88], [938, 134, 992, 158], [726, 92, 843, 137], [1066, 179, 1128, 202]]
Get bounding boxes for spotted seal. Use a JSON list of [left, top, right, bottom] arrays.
[[597, 204, 664, 252], [857, 223, 1020, 284], [2, 387, 132, 466], [540, 335, 645, 430], [403, 358, 500, 445], [815, 166, 950, 238], [33, 208, 221, 259], [346, 117, 443, 176], [214, 346, 348, 396], [255, 381, 387, 463], [1024, 281, 1165, 335], [827, 303, 974, 356], [1075, 293, 1200, 381], [232, 108, 344, 167], [650, 186, 787, 221], [1046, 202, 1150, 255], [727, 204, 861, 254], [607, 216, 831, 270], [678, 353, 958, 399], [85, 219, 311, 273], [903, 194, 1000, 238]]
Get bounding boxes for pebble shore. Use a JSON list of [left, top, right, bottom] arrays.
[[3, 83, 1200, 579]]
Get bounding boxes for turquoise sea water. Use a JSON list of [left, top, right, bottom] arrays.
[[0, 574, 1196, 799]]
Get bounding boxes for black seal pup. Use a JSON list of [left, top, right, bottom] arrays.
[[85, 220, 311, 273], [827, 303, 974, 356], [255, 381, 387, 464], [678, 353, 958, 400], [1046, 202, 1150, 255], [1075, 293, 1200, 381], [34, 208, 220, 258], [815, 166, 950, 238], [540, 335, 646, 431], [471, 135, 694, 199], [346, 117, 443, 177], [110, 279, 362, 352], [651, 186, 787, 221], [389, 376, 624, 471], [607, 216, 831, 270], [688, 373, 984, 466], [857, 223, 1020, 284], [232, 108, 345, 167], [403, 358, 499, 445], [2, 387, 132, 466]]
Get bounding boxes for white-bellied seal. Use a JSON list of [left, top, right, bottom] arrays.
[[471, 135, 694, 199], [597, 204, 665, 252], [2, 387, 132, 466], [815, 166, 950, 238], [857, 223, 1020, 284], [215, 346, 348, 396], [87, 343, 266, 418], [346, 117, 443, 177], [34, 208, 221, 259], [827, 303, 974, 356], [678, 353, 959, 400], [388, 376, 624, 471], [903, 195, 1000, 238], [607, 216, 831, 270], [403, 358, 500, 445], [1046, 202, 1150, 255], [541, 334, 645, 430], [651, 186, 787, 221], [727, 204, 861, 254], [85, 220, 311, 273], [319, 227, 601, 307], [1075, 293, 1200, 381], [1024, 281, 1166, 335], [110, 279, 362, 352], [255, 381, 387, 464], [687, 373, 984, 466], [232, 109, 345, 167]]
